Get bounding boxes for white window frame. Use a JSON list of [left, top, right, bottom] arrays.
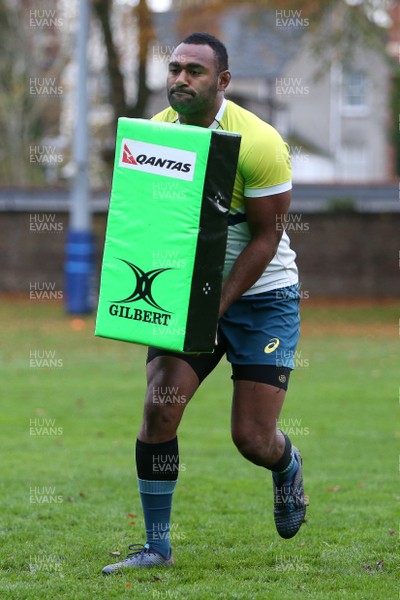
[[340, 68, 369, 117]]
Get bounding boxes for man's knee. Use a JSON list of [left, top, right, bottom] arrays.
[[141, 389, 187, 439], [231, 426, 278, 467], [140, 358, 195, 442], [146, 356, 198, 401]]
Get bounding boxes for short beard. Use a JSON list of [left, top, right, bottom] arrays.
[[168, 79, 219, 116]]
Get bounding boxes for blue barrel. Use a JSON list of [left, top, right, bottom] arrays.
[[65, 230, 96, 314]]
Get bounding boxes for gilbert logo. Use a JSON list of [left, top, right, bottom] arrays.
[[109, 259, 173, 328], [119, 138, 196, 182], [113, 258, 171, 313]]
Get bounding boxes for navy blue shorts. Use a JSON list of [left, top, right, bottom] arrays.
[[147, 284, 300, 391]]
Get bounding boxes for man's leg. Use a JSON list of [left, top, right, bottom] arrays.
[[102, 356, 199, 574], [219, 284, 304, 538], [231, 380, 286, 467], [140, 354, 200, 443], [231, 378, 306, 539], [103, 346, 225, 574], [135, 355, 201, 560]]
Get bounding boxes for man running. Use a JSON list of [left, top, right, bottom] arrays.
[[103, 31, 306, 574]]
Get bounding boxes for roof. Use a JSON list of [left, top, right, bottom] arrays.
[[152, 6, 305, 79], [220, 7, 304, 79]]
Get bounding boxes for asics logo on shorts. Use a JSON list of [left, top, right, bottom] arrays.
[[264, 338, 280, 353]]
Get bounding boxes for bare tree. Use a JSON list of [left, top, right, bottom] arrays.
[[0, 0, 68, 185], [92, 0, 155, 127], [93, 0, 396, 122]]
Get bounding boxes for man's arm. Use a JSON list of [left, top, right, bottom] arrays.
[[218, 190, 291, 317]]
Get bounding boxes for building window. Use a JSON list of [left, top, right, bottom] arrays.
[[341, 70, 368, 115]]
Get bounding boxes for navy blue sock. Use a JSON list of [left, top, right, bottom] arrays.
[[272, 451, 298, 484], [137, 478, 176, 558], [135, 437, 179, 559], [271, 433, 298, 484]]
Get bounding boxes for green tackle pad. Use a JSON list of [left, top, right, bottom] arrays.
[[95, 117, 241, 353]]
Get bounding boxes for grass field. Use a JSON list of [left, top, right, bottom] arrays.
[[0, 299, 398, 599]]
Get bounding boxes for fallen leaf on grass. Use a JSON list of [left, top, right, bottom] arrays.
[[389, 529, 395, 537], [326, 485, 341, 492], [362, 561, 384, 573]]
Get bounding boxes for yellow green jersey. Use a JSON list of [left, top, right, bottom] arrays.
[[151, 98, 298, 294]]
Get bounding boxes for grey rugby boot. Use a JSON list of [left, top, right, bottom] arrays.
[[102, 543, 174, 574], [273, 446, 306, 539]]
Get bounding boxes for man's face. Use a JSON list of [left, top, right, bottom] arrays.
[[167, 43, 220, 115]]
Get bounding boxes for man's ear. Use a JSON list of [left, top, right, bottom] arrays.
[[218, 70, 231, 92]]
